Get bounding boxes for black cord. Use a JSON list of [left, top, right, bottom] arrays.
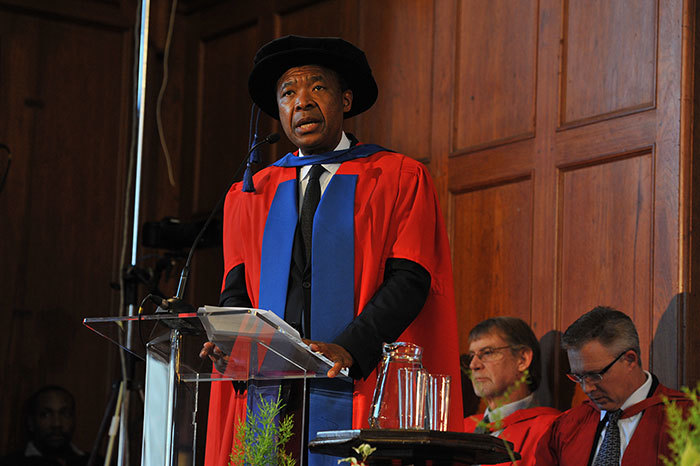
[[0, 143, 11, 195]]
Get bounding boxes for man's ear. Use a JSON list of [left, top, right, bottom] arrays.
[[624, 349, 640, 367], [517, 347, 534, 373], [342, 89, 353, 113]]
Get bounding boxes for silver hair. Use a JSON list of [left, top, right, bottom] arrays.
[[562, 306, 642, 366]]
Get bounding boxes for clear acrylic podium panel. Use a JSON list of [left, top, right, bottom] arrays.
[[83, 306, 347, 382], [83, 307, 349, 466]]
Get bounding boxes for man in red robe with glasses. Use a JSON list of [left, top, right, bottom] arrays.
[[463, 317, 559, 465], [535, 307, 689, 465]]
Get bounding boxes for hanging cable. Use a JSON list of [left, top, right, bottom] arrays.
[[155, 0, 179, 187], [103, 381, 125, 466]]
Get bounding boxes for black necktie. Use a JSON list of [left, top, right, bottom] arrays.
[[593, 409, 623, 466], [300, 164, 325, 264]]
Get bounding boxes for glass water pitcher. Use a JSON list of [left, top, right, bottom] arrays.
[[368, 342, 424, 428]]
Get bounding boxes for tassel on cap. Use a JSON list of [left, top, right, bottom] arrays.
[[243, 107, 262, 193], [242, 162, 255, 192], [242, 143, 260, 192]]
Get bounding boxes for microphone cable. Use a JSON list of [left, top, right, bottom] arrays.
[[0, 143, 11, 195]]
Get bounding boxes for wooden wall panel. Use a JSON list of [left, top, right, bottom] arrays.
[[0, 18, 38, 308], [453, 0, 538, 153], [0, 7, 130, 454], [195, 26, 259, 213], [557, 152, 653, 361], [685, 0, 700, 387], [445, 0, 692, 410], [188, 25, 260, 306], [0, 0, 132, 28], [138, 10, 191, 226], [649, 0, 685, 387], [278, 0, 343, 37], [452, 179, 534, 354], [354, 0, 434, 162], [560, 0, 657, 127]]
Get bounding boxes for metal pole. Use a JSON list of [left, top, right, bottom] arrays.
[[119, 0, 151, 464], [132, 0, 150, 268], [166, 330, 182, 465]]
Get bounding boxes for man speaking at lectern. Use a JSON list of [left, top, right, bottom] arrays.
[[200, 35, 462, 465]]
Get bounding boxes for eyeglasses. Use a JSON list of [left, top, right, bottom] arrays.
[[466, 345, 514, 365], [566, 351, 627, 384]]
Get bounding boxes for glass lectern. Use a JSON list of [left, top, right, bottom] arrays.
[[84, 306, 349, 466]]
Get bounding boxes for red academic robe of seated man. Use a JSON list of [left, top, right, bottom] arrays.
[[535, 381, 689, 465], [464, 406, 560, 466]]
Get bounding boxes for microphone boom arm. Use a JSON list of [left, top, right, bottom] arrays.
[[165, 133, 280, 310]]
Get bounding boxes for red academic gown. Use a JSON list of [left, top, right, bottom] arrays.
[[535, 381, 689, 465], [205, 149, 463, 466], [464, 406, 560, 466]]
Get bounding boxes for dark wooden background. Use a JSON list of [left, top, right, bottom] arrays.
[[1, 0, 699, 460]]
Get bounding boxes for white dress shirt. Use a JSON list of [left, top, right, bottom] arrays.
[[297, 132, 350, 211], [591, 370, 653, 464], [483, 393, 535, 437], [25, 440, 85, 457]]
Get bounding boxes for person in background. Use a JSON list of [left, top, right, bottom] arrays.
[[1, 386, 88, 466], [536, 306, 690, 465], [464, 317, 559, 465]]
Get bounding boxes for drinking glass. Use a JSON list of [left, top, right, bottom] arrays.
[[427, 374, 451, 431], [397, 367, 428, 429]]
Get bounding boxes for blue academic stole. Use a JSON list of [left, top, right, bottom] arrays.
[[251, 144, 387, 465]]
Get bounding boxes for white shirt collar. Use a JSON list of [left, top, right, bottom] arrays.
[[299, 132, 349, 184], [484, 393, 534, 423], [599, 370, 652, 420], [25, 440, 84, 457], [298, 131, 350, 158]]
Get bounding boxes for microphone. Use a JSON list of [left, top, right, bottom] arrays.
[[242, 133, 280, 192], [264, 133, 281, 144], [156, 133, 280, 312], [147, 294, 194, 312]]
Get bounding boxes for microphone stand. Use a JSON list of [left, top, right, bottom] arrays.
[[134, 133, 281, 464], [153, 132, 280, 313]]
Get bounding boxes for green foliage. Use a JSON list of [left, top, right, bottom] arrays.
[[229, 391, 296, 466], [662, 382, 700, 466], [338, 443, 377, 465]]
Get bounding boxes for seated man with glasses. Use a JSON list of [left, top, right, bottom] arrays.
[[536, 306, 689, 465], [464, 317, 560, 465]]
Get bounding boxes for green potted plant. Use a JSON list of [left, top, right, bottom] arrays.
[[229, 391, 295, 466], [663, 382, 700, 466]]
